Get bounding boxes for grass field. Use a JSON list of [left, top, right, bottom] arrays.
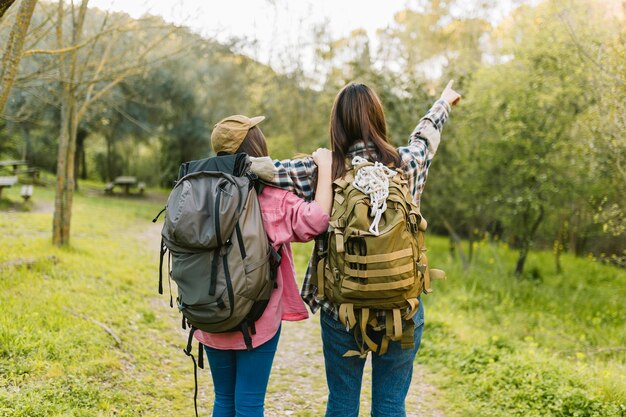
[[1, 183, 624, 416]]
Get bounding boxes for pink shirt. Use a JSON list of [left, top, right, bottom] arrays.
[[195, 186, 329, 350]]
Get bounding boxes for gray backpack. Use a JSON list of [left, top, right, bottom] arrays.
[[154, 154, 280, 414]]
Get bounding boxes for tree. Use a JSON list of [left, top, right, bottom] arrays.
[[0, 0, 37, 112], [29, 0, 188, 245]]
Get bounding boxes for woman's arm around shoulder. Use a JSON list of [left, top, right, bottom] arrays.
[[263, 149, 332, 244]]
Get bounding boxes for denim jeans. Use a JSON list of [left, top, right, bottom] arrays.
[[203, 326, 281, 417], [320, 301, 424, 417]]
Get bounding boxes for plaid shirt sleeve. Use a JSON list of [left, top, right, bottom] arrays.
[[398, 98, 451, 207], [262, 156, 318, 202]]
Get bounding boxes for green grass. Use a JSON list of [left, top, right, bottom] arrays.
[[412, 237, 626, 416], [1, 183, 624, 416], [0, 183, 201, 416]]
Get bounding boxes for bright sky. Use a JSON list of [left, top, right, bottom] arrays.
[[88, 0, 412, 67], [87, 0, 525, 78]]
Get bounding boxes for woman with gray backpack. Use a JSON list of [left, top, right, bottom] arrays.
[[263, 81, 461, 417], [191, 115, 334, 416]]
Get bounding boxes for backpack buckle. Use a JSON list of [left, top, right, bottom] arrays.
[[220, 240, 233, 255], [333, 267, 341, 282]]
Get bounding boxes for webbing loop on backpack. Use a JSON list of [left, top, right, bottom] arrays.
[[420, 253, 433, 294], [408, 212, 419, 233], [158, 238, 166, 295], [360, 309, 378, 353], [379, 335, 390, 356], [334, 178, 350, 189], [418, 216, 428, 232], [317, 258, 326, 298], [338, 303, 357, 330], [183, 327, 202, 417], [404, 298, 420, 320], [343, 247, 412, 264], [269, 245, 282, 282], [392, 309, 403, 340], [335, 232, 345, 253], [240, 322, 253, 351], [401, 319, 415, 350], [343, 263, 414, 279]]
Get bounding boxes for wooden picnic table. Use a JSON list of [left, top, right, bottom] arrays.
[[0, 160, 28, 174], [0, 176, 18, 198], [114, 176, 137, 194], [105, 176, 145, 195]]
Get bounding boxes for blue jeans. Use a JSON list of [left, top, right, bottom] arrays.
[[203, 327, 281, 417], [320, 301, 424, 417]]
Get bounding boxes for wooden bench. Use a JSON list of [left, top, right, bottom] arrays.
[[16, 167, 40, 179], [0, 176, 18, 198], [104, 182, 115, 194], [138, 182, 146, 194], [21, 185, 33, 201], [0, 160, 27, 174]]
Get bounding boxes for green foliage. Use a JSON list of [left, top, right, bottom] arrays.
[[416, 234, 626, 416], [1, 0, 623, 266]]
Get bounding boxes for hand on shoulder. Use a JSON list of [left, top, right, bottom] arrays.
[[312, 148, 332, 172]]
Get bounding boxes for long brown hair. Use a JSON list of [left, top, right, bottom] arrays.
[[330, 83, 401, 179], [237, 126, 269, 158]]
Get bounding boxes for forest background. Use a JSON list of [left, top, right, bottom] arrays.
[[1, 0, 623, 271], [0, 0, 624, 415]]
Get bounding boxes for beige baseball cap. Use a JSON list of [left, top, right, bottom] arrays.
[[211, 114, 265, 154]]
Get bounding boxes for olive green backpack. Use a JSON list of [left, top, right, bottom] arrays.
[[316, 157, 445, 356]]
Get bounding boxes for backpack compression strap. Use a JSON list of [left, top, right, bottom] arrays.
[[183, 326, 205, 417]]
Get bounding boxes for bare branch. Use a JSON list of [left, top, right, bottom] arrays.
[[84, 30, 118, 104], [22, 21, 179, 57], [76, 68, 140, 120], [0, 0, 17, 21]]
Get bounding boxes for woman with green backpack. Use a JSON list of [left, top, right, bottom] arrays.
[[264, 81, 461, 417]]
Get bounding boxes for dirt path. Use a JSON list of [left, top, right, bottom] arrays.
[[141, 221, 444, 417], [267, 317, 443, 417]]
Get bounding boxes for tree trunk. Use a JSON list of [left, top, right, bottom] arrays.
[[0, 0, 38, 112], [554, 218, 567, 274], [52, 0, 88, 246], [80, 132, 87, 179], [53, 85, 71, 245], [514, 246, 529, 276], [106, 133, 113, 181], [554, 239, 563, 274], [75, 128, 87, 184], [514, 205, 545, 277], [442, 217, 469, 270]]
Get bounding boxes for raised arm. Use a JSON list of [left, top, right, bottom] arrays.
[[401, 80, 461, 204], [410, 80, 460, 153]]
